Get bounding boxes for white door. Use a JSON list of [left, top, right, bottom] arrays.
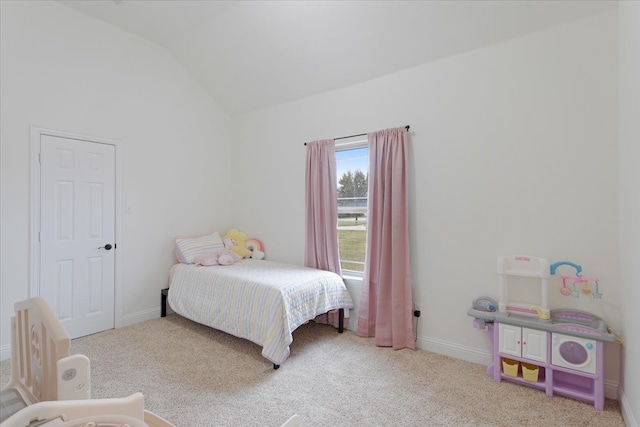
[[39, 134, 116, 338]]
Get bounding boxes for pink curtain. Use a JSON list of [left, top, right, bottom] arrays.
[[305, 139, 343, 327], [356, 127, 415, 349]]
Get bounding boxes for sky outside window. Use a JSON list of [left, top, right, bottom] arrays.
[[336, 147, 368, 184]]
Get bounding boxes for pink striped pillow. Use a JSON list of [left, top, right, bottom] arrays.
[[175, 232, 224, 264]]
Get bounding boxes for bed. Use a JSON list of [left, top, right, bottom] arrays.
[[166, 259, 354, 368]]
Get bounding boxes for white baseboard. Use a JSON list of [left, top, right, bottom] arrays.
[[121, 306, 162, 327], [347, 316, 356, 332], [620, 388, 638, 427], [0, 343, 10, 362], [603, 379, 620, 400], [415, 333, 619, 400], [416, 334, 493, 366]]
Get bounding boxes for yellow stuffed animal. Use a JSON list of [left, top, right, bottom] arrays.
[[223, 228, 253, 258]]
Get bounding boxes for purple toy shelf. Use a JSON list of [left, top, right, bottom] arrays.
[[469, 256, 621, 411], [485, 320, 605, 410]]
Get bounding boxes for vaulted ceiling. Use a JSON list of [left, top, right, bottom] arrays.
[[58, 0, 617, 115]]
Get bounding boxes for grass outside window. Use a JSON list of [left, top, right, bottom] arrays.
[[338, 228, 366, 272]]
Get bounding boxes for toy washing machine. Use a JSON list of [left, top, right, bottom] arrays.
[[551, 332, 597, 374]]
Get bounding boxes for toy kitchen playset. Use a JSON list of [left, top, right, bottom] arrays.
[[467, 255, 622, 410]]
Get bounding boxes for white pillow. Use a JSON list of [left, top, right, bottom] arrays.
[[175, 232, 224, 264]]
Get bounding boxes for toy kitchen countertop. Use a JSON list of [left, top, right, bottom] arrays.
[[466, 307, 621, 343]]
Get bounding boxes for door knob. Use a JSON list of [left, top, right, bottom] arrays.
[[98, 244, 113, 250]]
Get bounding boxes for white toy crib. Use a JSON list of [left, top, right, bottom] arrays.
[[0, 296, 174, 427]]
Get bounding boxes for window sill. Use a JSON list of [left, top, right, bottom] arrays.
[[342, 274, 363, 287]]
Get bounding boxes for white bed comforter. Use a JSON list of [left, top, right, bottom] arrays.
[[167, 259, 354, 364]]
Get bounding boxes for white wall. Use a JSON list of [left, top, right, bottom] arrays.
[[0, 1, 233, 353], [232, 11, 621, 389], [618, 2, 640, 425]]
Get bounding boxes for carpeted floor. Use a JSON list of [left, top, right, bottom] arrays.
[[0, 314, 625, 427]]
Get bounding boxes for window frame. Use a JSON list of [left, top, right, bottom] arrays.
[[335, 137, 368, 279]]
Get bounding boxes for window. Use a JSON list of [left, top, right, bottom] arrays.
[[336, 137, 368, 275]]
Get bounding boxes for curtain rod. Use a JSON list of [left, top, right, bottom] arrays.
[[304, 125, 410, 146]]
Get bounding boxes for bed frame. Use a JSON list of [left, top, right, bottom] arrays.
[[160, 287, 345, 369]]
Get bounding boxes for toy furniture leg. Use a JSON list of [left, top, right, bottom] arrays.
[[484, 323, 495, 376], [545, 333, 553, 396], [594, 343, 604, 410], [493, 323, 501, 382]]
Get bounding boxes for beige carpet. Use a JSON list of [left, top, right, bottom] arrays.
[[1, 314, 625, 427]]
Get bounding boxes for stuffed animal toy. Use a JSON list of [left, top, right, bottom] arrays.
[[246, 237, 265, 260], [193, 238, 241, 266], [250, 249, 265, 260], [223, 228, 253, 258], [218, 238, 242, 265]]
